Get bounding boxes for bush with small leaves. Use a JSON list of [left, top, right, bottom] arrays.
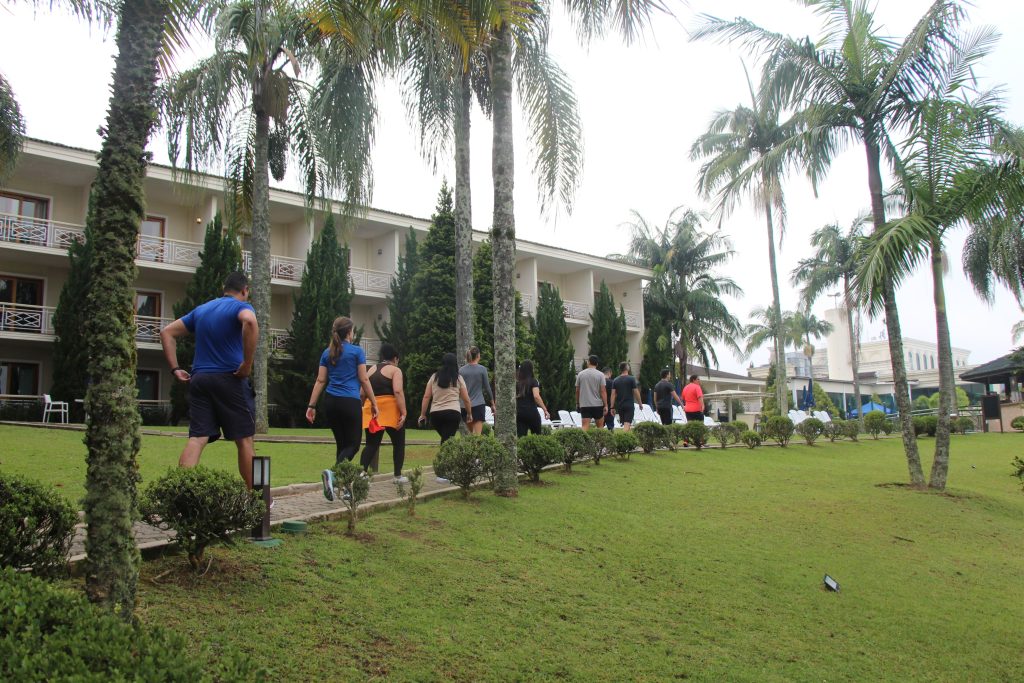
[[0, 474, 77, 578], [796, 417, 825, 446], [553, 428, 590, 472], [728, 421, 748, 443], [666, 422, 688, 449], [396, 467, 425, 516], [330, 460, 372, 533], [741, 430, 762, 449], [844, 419, 860, 441], [517, 434, 563, 482], [952, 415, 975, 435], [611, 431, 639, 459], [710, 424, 738, 449], [912, 415, 938, 437], [468, 435, 509, 484], [0, 568, 265, 681], [1013, 456, 1024, 489], [1011, 416, 1024, 431], [863, 411, 888, 440], [764, 416, 795, 447], [680, 421, 710, 450], [633, 422, 668, 453], [881, 419, 894, 435], [585, 427, 613, 465], [433, 435, 499, 498], [140, 467, 264, 572], [824, 419, 847, 442]]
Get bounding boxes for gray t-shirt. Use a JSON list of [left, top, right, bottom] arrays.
[[575, 367, 607, 408], [460, 363, 492, 407]]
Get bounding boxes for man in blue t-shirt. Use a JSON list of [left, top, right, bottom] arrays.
[[160, 272, 260, 488]]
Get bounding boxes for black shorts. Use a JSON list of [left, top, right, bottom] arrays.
[[579, 405, 604, 420], [471, 404, 487, 423], [685, 411, 704, 424], [188, 372, 255, 442], [616, 405, 635, 424], [657, 405, 674, 426]]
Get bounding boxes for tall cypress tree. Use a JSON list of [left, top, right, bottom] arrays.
[[473, 238, 533, 370], [588, 280, 628, 371], [403, 184, 458, 409], [376, 227, 419, 356], [51, 210, 94, 417], [280, 214, 353, 421], [530, 283, 575, 414], [639, 312, 672, 393], [169, 213, 242, 422]]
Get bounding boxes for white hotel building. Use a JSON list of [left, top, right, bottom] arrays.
[[0, 138, 649, 404]]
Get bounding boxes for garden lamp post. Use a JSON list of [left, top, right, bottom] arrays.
[[252, 456, 272, 541]]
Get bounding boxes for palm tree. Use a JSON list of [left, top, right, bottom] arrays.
[[160, 0, 381, 431], [397, 10, 583, 361], [787, 309, 833, 369], [619, 208, 744, 378], [486, 0, 666, 495], [690, 66, 805, 419], [693, 0, 977, 488], [792, 219, 865, 421], [858, 92, 1023, 490]]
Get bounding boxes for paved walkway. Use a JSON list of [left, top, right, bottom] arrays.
[[68, 469, 459, 563]]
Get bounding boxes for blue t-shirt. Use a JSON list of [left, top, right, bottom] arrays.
[[181, 296, 255, 374], [319, 343, 366, 399]]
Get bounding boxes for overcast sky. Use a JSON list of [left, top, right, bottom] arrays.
[[2, 0, 1022, 374]]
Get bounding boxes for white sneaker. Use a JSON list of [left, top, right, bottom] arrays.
[[393, 475, 409, 484], [321, 469, 335, 501], [436, 477, 450, 484]]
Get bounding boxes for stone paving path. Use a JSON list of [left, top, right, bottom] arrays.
[[68, 469, 458, 563]]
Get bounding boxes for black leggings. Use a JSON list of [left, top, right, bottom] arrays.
[[431, 409, 462, 443], [322, 394, 362, 463], [360, 426, 406, 476], [517, 407, 542, 437]]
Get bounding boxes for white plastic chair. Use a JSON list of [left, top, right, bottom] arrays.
[[641, 404, 659, 424], [484, 406, 494, 425], [43, 394, 69, 424], [703, 415, 720, 428], [569, 411, 583, 428], [558, 409, 573, 427], [538, 407, 553, 428], [815, 411, 832, 423], [672, 406, 687, 423]]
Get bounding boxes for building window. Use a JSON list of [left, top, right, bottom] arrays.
[[138, 215, 166, 261], [907, 351, 913, 366], [0, 361, 39, 395], [930, 355, 935, 369], [135, 291, 162, 318], [0, 274, 43, 307], [136, 369, 160, 401], [916, 353, 921, 371], [0, 191, 49, 220]]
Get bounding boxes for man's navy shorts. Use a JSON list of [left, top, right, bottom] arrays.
[[188, 372, 256, 442], [470, 404, 487, 423], [616, 405, 635, 424], [579, 405, 604, 420]]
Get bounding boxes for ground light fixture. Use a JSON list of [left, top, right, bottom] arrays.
[[823, 574, 840, 592], [252, 456, 281, 547]]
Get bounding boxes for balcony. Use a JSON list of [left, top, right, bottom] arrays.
[[268, 330, 381, 361], [563, 299, 592, 323], [1, 213, 393, 293]]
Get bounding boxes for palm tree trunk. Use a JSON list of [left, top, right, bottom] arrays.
[[844, 276, 863, 426], [489, 24, 518, 496], [929, 237, 953, 490], [250, 97, 272, 433], [454, 69, 474, 359], [864, 133, 924, 486], [83, 0, 169, 619], [764, 203, 788, 415]]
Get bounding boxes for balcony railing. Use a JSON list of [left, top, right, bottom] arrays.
[[624, 309, 641, 329], [0, 302, 55, 335], [563, 299, 592, 321], [0, 213, 85, 250]]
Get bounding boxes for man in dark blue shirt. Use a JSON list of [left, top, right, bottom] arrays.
[[160, 272, 259, 488]]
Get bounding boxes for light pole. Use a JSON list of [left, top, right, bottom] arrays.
[[251, 456, 278, 546]]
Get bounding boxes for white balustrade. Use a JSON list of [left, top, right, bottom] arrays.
[[359, 337, 382, 360], [0, 303, 55, 335], [349, 266, 392, 294], [624, 309, 642, 329], [269, 329, 291, 353], [563, 299, 592, 321], [0, 213, 86, 250]]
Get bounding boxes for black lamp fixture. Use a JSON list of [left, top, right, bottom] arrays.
[[251, 456, 280, 546]]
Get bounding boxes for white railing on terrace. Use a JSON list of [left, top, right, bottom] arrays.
[[349, 268, 392, 294], [265, 331, 376, 359], [520, 293, 534, 314], [563, 299, 592, 321], [0, 213, 85, 250], [0, 302, 55, 335], [624, 309, 641, 328]]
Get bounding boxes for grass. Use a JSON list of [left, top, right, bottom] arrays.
[[0, 425, 439, 505], [99, 433, 1024, 681]]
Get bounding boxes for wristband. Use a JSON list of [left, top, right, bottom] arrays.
[[308, 405, 317, 410], [171, 367, 182, 374]]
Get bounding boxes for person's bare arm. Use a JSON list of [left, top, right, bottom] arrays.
[[160, 319, 191, 383], [460, 379, 474, 423], [357, 364, 378, 418], [419, 378, 434, 424], [391, 369, 407, 426], [305, 366, 328, 424], [234, 308, 258, 378], [575, 384, 581, 408], [601, 383, 608, 412], [610, 388, 618, 413], [532, 386, 549, 419], [673, 390, 684, 407], [632, 386, 642, 405]]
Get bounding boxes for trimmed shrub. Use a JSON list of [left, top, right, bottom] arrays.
[[764, 416, 795, 447], [843, 419, 860, 441], [633, 422, 668, 454], [741, 430, 761, 449], [912, 415, 938, 437], [824, 419, 846, 442], [553, 428, 590, 472], [1011, 416, 1024, 431], [864, 411, 888, 439], [710, 423, 740, 449], [140, 467, 263, 572], [0, 474, 77, 577], [728, 421, 748, 443], [952, 415, 975, 435], [611, 431, 639, 460], [433, 435, 500, 498], [1013, 456, 1024, 489], [585, 427, 613, 465], [796, 417, 825, 446], [517, 434, 563, 482], [468, 435, 509, 485], [330, 461, 372, 533], [396, 467, 425, 516], [0, 568, 263, 681], [666, 422, 688, 450], [680, 421, 710, 450], [881, 419, 894, 435]]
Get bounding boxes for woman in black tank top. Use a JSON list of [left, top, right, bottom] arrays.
[[358, 344, 408, 482]]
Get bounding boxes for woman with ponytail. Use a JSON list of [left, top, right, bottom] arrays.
[[307, 316, 378, 501], [418, 352, 473, 444]]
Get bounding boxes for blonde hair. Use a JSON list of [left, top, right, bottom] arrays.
[[328, 316, 354, 365]]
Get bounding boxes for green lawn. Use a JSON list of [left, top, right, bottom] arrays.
[[0, 425, 439, 505], [112, 433, 1024, 681]]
